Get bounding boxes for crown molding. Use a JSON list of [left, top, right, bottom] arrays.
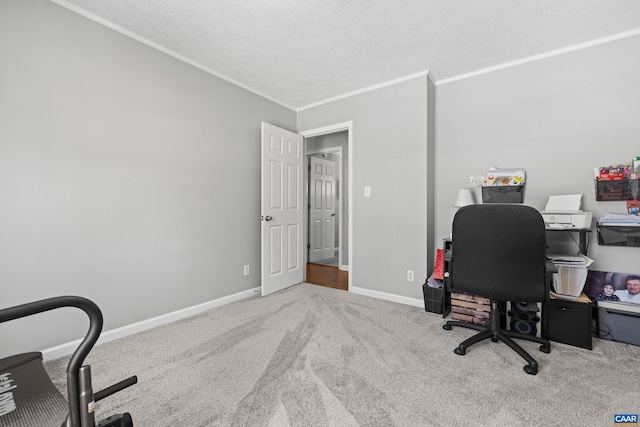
[[297, 70, 433, 112], [436, 28, 640, 86]]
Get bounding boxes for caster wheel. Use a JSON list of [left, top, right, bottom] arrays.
[[524, 365, 538, 375], [454, 347, 466, 356], [491, 337, 499, 342], [540, 344, 550, 354], [443, 324, 452, 330]]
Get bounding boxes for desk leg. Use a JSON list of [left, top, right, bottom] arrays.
[[579, 231, 587, 255]]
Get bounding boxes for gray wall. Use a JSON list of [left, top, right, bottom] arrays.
[[0, 0, 295, 357], [298, 76, 435, 301], [436, 34, 640, 274]]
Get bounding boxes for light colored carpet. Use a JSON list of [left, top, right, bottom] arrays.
[[45, 283, 640, 426]]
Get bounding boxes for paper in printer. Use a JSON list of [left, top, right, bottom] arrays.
[[541, 194, 592, 229]]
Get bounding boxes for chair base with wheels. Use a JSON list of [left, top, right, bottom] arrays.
[[443, 300, 550, 375]]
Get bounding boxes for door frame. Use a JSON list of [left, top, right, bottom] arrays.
[[306, 148, 342, 266], [299, 121, 353, 290]]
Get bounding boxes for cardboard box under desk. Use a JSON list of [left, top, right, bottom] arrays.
[[451, 293, 490, 325]]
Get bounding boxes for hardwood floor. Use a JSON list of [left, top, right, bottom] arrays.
[[306, 263, 348, 291]]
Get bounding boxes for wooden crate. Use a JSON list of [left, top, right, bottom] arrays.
[[451, 293, 490, 325]]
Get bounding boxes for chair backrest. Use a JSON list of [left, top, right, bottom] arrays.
[[449, 204, 547, 302]]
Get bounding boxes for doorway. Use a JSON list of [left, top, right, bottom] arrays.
[[302, 125, 351, 291], [307, 152, 338, 266]]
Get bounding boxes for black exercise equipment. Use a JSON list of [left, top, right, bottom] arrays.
[[0, 296, 136, 426]]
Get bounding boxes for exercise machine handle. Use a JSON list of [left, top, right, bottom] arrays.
[[94, 375, 138, 402], [0, 296, 103, 427]]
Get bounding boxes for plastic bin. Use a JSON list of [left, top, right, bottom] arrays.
[[597, 301, 640, 346], [422, 283, 447, 315], [553, 265, 588, 297]]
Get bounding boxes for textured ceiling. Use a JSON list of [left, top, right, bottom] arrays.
[[55, 0, 640, 110]]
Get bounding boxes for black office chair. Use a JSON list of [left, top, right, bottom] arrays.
[[442, 204, 551, 375]]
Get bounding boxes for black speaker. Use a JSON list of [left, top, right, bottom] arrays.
[[507, 301, 541, 337]]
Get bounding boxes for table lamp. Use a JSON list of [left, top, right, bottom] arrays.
[[453, 188, 475, 208]]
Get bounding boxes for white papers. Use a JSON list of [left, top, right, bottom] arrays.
[[543, 194, 582, 212], [482, 167, 525, 186], [599, 213, 640, 226], [547, 254, 594, 267]]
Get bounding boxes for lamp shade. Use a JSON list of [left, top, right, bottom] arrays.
[[453, 188, 475, 208]]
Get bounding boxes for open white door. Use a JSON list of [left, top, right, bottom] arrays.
[[308, 156, 336, 262], [261, 122, 304, 296]]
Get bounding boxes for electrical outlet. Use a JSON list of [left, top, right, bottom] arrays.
[[244, 265, 250, 276], [407, 270, 414, 282]]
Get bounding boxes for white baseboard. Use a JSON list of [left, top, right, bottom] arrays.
[[42, 287, 260, 361], [350, 286, 424, 308]]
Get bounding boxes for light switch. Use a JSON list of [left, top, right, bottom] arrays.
[[364, 186, 372, 197]]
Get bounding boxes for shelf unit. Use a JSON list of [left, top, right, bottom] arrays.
[[597, 224, 640, 247]]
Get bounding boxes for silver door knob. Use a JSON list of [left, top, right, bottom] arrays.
[[265, 215, 273, 221], [331, 213, 336, 217]]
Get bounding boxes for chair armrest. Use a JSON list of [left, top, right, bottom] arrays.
[[544, 260, 557, 299], [545, 259, 557, 274]]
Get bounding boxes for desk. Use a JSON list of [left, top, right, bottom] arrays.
[[441, 237, 593, 348]]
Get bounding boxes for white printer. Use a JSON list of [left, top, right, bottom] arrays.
[[541, 194, 593, 229]]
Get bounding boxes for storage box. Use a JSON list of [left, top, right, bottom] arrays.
[[597, 300, 640, 346], [422, 283, 449, 316], [450, 292, 490, 325], [481, 185, 524, 203], [595, 177, 638, 201], [597, 225, 640, 247], [542, 293, 593, 350]]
